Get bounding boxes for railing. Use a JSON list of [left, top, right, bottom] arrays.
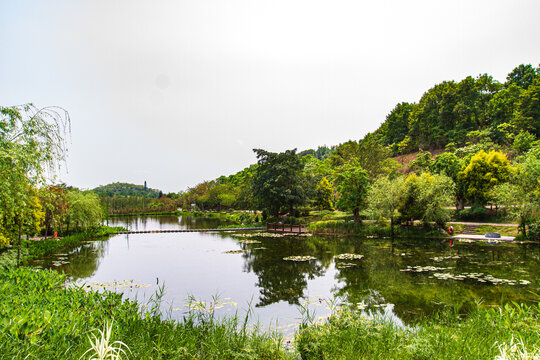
[[266, 223, 308, 234]]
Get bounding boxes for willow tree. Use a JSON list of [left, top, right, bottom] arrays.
[[0, 104, 70, 260]]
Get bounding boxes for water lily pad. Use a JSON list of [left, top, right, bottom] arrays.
[[335, 253, 364, 261], [223, 250, 248, 254], [238, 240, 261, 244], [283, 256, 316, 262]]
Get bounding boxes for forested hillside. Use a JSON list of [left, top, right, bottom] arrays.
[[178, 63, 540, 239], [92, 182, 161, 198]]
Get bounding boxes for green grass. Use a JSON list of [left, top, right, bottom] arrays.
[[308, 220, 446, 238], [296, 303, 540, 359], [475, 225, 520, 237], [2, 266, 539, 359], [0, 267, 291, 359]]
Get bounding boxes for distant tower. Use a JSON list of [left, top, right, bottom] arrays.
[[144, 181, 147, 191]]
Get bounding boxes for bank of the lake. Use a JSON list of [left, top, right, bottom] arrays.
[[3, 214, 539, 359], [0, 226, 123, 268], [2, 266, 540, 359]]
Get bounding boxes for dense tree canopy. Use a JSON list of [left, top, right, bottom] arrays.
[[252, 149, 306, 216]]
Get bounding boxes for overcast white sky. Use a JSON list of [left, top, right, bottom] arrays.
[[1, 1, 539, 192]]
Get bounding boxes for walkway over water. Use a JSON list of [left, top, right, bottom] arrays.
[[266, 223, 308, 234], [115, 227, 265, 234]]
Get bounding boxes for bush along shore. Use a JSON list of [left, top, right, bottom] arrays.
[[2, 266, 540, 359], [0, 226, 124, 268]]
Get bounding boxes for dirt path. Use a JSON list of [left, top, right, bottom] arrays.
[[448, 221, 518, 227]]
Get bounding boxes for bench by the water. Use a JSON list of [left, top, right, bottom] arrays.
[[266, 223, 308, 234], [115, 227, 265, 234]]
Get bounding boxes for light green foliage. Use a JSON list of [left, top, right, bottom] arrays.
[[399, 173, 455, 227], [38, 185, 68, 236], [492, 148, 540, 237], [296, 303, 540, 360], [334, 163, 370, 222], [367, 176, 405, 231], [0, 104, 68, 246], [0, 267, 290, 359], [252, 148, 306, 216], [458, 150, 514, 206], [314, 177, 335, 211], [67, 190, 104, 230], [410, 151, 434, 173], [512, 130, 536, 154], [330, 136, 393, 179]]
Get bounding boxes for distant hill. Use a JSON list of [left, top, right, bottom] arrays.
[[92, 182, 161, 198]]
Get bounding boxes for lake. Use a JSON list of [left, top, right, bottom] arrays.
[[41, 215, 540, 335]]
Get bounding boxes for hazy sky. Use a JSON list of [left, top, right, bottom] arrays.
[[1, 1, 539, 192]]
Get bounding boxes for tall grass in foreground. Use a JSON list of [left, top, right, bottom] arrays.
[[295, 302, 540, 360], [0, 267, 291, 359]]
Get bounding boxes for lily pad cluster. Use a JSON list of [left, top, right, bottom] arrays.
[[334, 253, 364, 261], [430, 272, 531, 285], [49, 254, 70, 267], [237, 240, 261, 244], [77, 279, 151, 291], [223, 249, 248, 254], [431, 255, 462, 262], [400, 265, 452, 273], [183, 299, 238, 313], [336, 262, 359, 269], [283, 255, 316, 262]]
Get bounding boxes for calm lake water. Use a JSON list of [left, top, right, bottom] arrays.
[[43, 215, 540, 334]]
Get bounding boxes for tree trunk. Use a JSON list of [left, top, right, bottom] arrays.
[[17, 217, 22, 268], [390, 216, 394, 238], [353, 208, 360, 223]]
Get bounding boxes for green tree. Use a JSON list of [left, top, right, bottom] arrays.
[[367, 176, 405, 235], [252, 149, 306, 216], [380, 102, 414, 146], [514, 76, 540, 137], [505, 64, 539, 89], [512, 131, 536, 154], [0, 104, 69, 248], [458, 150, 514, 206], [66, 191, 103, 231], [38, 185, 68, 236], [314, 177, 335, 211], [432, 152, 466, 209], [399, 173, 455, 228], [334, 163, 370, 222]]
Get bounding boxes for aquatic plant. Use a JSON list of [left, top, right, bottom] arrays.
[[80, 322, 130, 360]]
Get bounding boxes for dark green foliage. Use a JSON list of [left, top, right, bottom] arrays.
[[456, 206, 489, 221], [92, 182, 161, 198], [298, 146, 335, 160], [505, 64, 539, 89], [379, 102, 414, 147], [252, 148, 307, 216]]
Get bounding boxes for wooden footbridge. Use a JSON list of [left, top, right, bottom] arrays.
[[266, 223, 308, 234], [114, 223, 307, 235], [115, 227, 265, 234]]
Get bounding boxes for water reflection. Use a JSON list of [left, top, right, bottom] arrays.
[[54, 216, 540, 329]]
